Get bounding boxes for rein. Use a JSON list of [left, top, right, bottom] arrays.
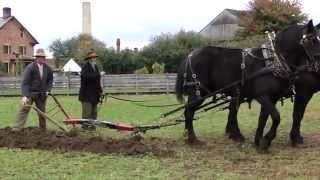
[[106, 95, 181, 108]]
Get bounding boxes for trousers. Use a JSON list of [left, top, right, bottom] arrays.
[[15, 96, 47, 129]]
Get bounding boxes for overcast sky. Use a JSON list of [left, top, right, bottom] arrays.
[[1, 0, 319, 53]]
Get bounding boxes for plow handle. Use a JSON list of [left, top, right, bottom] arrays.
[[48, 93, 71, 119]]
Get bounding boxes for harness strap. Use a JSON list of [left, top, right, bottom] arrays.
[[241, 49, 248, 87], [183, 51, 212, 97]]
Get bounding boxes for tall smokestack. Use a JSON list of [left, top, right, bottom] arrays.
[[116, 38, 120, 52], [82, 2, 91, 34], [3, 7, 11, 19]]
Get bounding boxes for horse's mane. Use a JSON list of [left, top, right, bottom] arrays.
[[278, 23, 304, 35]]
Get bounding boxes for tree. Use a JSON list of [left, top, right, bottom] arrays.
[[140, 30, 211, 73], [49, 34, 106, 66], [48, 39, 70, 67], [102, 48, 145, 74], [238, 0, 307, 37]]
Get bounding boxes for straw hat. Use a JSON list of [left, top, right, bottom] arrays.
[[34, 48, 46, 57], [85, 51, 98, 60]]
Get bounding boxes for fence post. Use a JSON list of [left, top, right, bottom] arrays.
[[67, 73, 70, 96], [166, 73, 169, 94], [15, 76, 19, 96], [135, 74, 138, 95], [101, 75, 104, 93]]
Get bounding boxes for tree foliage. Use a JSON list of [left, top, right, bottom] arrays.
[[134, 66, 149, 74], [102, 49, 145, 74], [49, 34, 106, 66], [238, 0, 307, 37], [152, 62, 165, 74], [49, 31, 212, 74], [140, 30, 211, 73]]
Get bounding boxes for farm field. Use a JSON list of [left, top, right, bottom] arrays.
[[0, 94, 320, 179]]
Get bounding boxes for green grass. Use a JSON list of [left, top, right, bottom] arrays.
[[1, 94, 320, 179]]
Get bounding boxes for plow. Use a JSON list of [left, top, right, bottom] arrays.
[[29, 91, 235, 134]]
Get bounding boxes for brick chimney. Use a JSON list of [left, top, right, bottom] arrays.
[[116, 38, 120, 52], [3, 7, 11, 19]]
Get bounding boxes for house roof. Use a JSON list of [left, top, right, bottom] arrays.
[[0, 16, 12, 28], [225, 8, 248, 17], [0, 16, 39, 44], [199, 8, 249, 33]]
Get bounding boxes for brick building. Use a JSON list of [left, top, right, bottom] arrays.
[[0, 7, 38, 74]]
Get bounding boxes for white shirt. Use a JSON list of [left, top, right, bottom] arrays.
[[90, 63, 96, 72], [37, 63, 43, 78]]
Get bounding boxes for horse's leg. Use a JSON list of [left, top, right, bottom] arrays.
[[184, 95, 204, 144], [255, 96, 280, 151], [290, 91, 313, 145], [254, 106, 269, 146], [226, 98, 245, 142]]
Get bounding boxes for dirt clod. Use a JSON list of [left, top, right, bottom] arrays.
[[0, 127, 175, 157]]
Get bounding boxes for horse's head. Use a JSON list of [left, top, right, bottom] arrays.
[[299, 20, 320, 60], [275, 20, 320, 64]]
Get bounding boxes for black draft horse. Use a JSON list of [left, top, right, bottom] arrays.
[[175, 20, 320, 150], [275, 21, 320, 146]]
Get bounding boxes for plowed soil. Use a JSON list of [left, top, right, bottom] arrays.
[[0, 127, 175, 157]]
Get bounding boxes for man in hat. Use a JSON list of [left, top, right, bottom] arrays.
[[13, 48, 53, 130], [79, 51, 102, 125]]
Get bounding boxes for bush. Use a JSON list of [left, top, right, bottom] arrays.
[[134, 66, 149, 74], [152, 62, 165, 74]]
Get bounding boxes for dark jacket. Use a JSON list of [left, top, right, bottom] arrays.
[[79, 62, 102, 104], [21, 62, 53, 97]]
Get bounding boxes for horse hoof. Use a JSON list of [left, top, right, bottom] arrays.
[[259, 138, 271, 151], [256, 146, 270, 154], [294, 136, 304, 144], [185, 138, 205, 146], [291, 136, 304, 147], [225, 128, 231, 135], [229, 133, 245, 143], [254, 138, 260, 147]]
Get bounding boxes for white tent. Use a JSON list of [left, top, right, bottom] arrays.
[[62, 58, 81, 73]]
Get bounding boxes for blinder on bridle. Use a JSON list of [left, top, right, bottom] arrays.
[[299, 29, 320, 61]]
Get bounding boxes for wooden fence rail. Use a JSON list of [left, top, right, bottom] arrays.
[[0, 74, 177, 96]]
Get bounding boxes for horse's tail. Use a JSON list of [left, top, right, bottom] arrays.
[[175, 59, 186, 104], [175, 75, 185, 104]]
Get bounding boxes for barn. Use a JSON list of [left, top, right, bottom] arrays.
[[199, 8, 248, 41]]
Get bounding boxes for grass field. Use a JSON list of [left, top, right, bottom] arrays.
[[0, 94, 320, 179]]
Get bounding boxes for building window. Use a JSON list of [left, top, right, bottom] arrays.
[[3, 45, 11, 54], [2, 63, 9, 72], [19, 46, 26, 56]]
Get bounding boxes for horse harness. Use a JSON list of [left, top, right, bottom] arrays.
[[241, 32, 296, 104], [298, 33, 320, 73], [183, 33, 294, 98], [243, 32, 293, 81], [183, 52, 212, 98]]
